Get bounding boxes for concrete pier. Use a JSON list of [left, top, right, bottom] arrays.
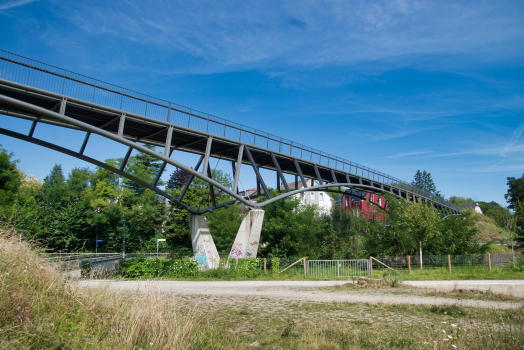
[[189, 215, 220, 269], [229, 209, 265, 258]]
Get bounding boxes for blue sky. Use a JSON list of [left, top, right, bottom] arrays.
[[0, 0, 523, 206]]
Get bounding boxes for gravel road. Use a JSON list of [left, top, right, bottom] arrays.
[[80, 279, 524, 309]]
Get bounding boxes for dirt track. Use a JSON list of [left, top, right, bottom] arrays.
[[80, 279, 524, 309]]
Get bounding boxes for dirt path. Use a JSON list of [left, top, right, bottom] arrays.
[[403, 280, 524, 297], [80, 280, 524, 309]]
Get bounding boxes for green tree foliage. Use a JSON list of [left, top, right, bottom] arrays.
[[259, 189, 324, 259], [0, 145, 23, 205], [448, 196, 474, 207], [40, 164, 70, 208], [429, 211, 488, 255], [206, 204, 243, 251], [505, 174, 524, 209], [360, 193, 487, 256], [411, 170, 440, 196], [123, 144, 164, 197], [318, 206, 364, 259], [477, 201, 511, 229], [515, 200, 524, 241], [166, 168, 191, 190], [0, 143, 507, 258]]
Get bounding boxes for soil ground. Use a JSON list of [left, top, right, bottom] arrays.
[[81, 279, 524, 309]]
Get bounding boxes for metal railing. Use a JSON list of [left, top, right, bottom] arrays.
[[41, 252, 169, 263], [373, 254, 518, 269], [307, 259, 370, 277], [0, 49, 460, 211]]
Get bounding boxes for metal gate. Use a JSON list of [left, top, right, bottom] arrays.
[[307, 259, 370, 278]]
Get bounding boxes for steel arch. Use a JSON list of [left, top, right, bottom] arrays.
[[0, 91, 461, 215], [0, 49, 463, 214]]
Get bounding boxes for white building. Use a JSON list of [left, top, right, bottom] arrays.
[[284, 179, 333, 214], [464, 202, 483, 214]]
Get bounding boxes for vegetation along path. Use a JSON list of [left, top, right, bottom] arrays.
[[81, 280, 524, 309]]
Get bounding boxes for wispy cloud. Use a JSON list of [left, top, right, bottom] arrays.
[[501, 123, 524, 157], [425, 144, 524, 158], [0, 0, 37, 11], [386, 150, 433, 159], [48, 0, 524, 74]]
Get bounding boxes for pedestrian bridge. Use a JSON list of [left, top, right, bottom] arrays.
[[0, 50, 462, 264]]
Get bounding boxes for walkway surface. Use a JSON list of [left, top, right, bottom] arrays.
[[80, 279, 524, 309]]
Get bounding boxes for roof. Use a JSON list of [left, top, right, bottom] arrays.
[[280, 180, 333, 199], [464, 202, 479, 209]]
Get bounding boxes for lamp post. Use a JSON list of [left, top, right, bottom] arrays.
[[122, 219, 126, 259], [157, 239, 166, 258]]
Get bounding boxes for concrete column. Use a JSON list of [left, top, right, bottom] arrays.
[[229, 209, 265, 259], [189, 215, 220, 269]]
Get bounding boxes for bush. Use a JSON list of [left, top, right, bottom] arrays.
[[0, 223, 202, 348], [119, 257, 270, 279], [119, 257, 198, 278]]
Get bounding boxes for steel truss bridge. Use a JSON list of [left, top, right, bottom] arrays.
[[0, 50, 462, 215]]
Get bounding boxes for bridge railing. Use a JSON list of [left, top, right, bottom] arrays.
[[0, 50, 461, 211]]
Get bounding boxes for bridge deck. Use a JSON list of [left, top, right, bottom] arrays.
[[0, 50, 461, 212]]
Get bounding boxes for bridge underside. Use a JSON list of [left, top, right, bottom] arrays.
[[0, 78, 460, 215]]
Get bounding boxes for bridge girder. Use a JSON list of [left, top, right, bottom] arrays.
[[0, 79, 461, 215]]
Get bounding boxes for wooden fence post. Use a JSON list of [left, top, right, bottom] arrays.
[[488, 254, 491, 272], [264, 258, 267, 275], [408, 256, 411, 274], [303, 258, 307, 277], [222, 258, 226, 271], [369, 256, 373, 275], [448, 255, 451, 274]]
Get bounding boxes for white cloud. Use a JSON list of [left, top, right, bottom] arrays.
[[386, 150, 433, 159], [0, 0, 37, 11], [49, 0, 524, 73], [501, 124, 524, 157]]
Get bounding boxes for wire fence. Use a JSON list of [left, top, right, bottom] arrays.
[[0, 49, 461, 211], [307, 259, 370, 278], [373, 254, 518, 270]]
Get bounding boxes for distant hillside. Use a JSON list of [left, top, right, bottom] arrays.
[[470, 212, 512, 255], [472, 212, 507, 239]]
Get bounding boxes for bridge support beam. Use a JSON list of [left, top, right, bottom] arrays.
[[229, 209, 265, 259], [189, 215, 220, 269]]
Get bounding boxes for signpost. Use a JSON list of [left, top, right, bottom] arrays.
[[157, 239, 166, 258]]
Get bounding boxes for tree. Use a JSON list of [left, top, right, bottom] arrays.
[[396, 201, 439, 268], [206, 204, 243, 251], [258, 189, 324, 259], [505, 175, 524, 209], [0, 145, 23, 205], [411, 170, 440, 196], [430, 211, 487, 255], [318, 206, 364, 259], [40, 164, 70, 208], [167, 168, 191, 190], [67, 167, 92, 199], [123, 144, 164, 197], [448, 196, 474, 207]]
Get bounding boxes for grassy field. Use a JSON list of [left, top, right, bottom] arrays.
[[169, 292, 524, 349], [370, 266, 524, 281], [3, 223, 524, 349]]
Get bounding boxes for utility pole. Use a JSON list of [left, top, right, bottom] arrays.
[[122, 219, 126, 259]]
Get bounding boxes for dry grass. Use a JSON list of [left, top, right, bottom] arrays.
[[2, 220, 524, 349], [0, 223, 208, 350]]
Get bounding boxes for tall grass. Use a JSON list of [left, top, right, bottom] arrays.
[[0, 223, 204, 350]]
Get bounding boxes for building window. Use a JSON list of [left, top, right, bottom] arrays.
[[300, 192, 304, 198], [310, 192, 315, 199], [319, 193, 324, 201]]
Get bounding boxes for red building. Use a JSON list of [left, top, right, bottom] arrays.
[[336, 192, 386, 221]]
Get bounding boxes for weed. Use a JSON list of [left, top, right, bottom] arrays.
[[281, 320, 296, 338]]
